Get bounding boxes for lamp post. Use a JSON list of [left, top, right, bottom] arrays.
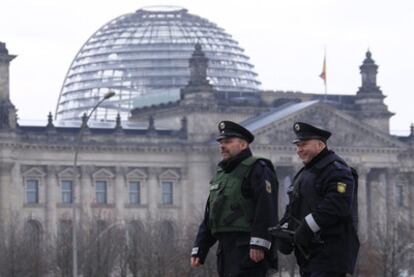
[[72, 91, 115, 277]]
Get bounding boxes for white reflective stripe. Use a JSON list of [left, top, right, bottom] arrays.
[[250, 237, 271, 249], [305, 213, 321, 233], [191, 247, 199, 255]]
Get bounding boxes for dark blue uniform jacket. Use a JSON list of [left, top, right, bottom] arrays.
[[283, 148, 359, 274]]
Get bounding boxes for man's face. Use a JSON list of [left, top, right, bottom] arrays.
[[295, 139, 325, 164], [218, 137, 248, 160]]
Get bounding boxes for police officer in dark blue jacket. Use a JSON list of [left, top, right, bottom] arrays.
[[190, 121, 279, 277], [279, 122, 359, 277]]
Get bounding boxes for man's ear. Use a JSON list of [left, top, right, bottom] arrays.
[[238, 138, 249, 149], [318, 140, 326, 149]]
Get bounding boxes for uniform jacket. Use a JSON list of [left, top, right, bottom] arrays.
[[191, 148, 278, 263], [283, 148, 359, 274]]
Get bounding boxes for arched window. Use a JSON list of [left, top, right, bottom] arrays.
[[96, 220, 108, 234], [58, 219, 73, 240], [127, 220, 145, 248], [160, 220, 175, 242], [24, 219, 42, 245], [128, 220, 144, 235], [127, 220, 145, 276]]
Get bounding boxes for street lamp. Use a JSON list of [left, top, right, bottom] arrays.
[[72, 91, 115, 277]]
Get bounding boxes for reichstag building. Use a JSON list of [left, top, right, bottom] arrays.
[[0, 6, 413, 254]]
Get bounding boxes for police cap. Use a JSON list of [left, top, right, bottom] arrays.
[[292, 122, 331, 143], [216, 121, 254, 143]]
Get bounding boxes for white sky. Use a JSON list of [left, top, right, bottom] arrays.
[[1, 0, 413, 134]]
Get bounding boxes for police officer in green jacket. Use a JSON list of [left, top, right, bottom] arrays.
[[190, 121, 279, 277]]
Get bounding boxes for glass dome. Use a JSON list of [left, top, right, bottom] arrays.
[[55, 6, 261, 121]]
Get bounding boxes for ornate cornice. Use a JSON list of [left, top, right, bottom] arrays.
[[0, 140, 192, 153], [252, 143, 401, 154], [0, 136, 408, 158]]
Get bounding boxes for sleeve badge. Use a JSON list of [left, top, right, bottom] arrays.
[[265, 180, 272, 193], [337, 182, 347, 193]]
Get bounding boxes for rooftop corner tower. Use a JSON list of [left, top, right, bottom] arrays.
[[355, 50, 394, 132], [0, 42, 17, 129], [55, 6, 261, 121]]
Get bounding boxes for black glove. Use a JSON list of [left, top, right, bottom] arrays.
[[276, 238, 293, 255], [294, 221, 313, 249]]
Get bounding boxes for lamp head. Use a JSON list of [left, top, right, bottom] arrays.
[[103, 91, 116, 99]]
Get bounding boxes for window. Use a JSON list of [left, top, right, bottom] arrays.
[[26, 179, 39, 203], [96, 180, 107, 204], [162, 181, 173, 205], [129, 181, 141, 204], [61, 180, 73, 204]]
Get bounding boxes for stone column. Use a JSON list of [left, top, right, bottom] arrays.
[[114, 166, 125, 220], [0, 162, 13, 231], [45, 165, 58, 238], [386, 168, 399, 223], [180, 166, 189, 225], [378, 170, 388, 226], [409, 172, 414, 232], [356, 166, 369, 243], [10, 162, 21, 219], [147, 168, 159, 220], [79, 166, 92, 223], [367, 169, 388, 238]]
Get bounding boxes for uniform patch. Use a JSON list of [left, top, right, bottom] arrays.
[[265, 180, 272, 193], [337, 182, 347, 193]]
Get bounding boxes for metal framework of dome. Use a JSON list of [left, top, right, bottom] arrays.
[[55, 6, 261, 121]]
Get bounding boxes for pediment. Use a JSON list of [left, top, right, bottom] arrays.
[[22, 167, 45, 177], [93, 168, 114, 179], [58, 168, 76, 178], [127, 169, 148, 179], [159, 169, 180, 180], [248, 101, 404, 148]]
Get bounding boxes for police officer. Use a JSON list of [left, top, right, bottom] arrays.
[[278, 122, 359, 277], [190, 120, 279, 277]]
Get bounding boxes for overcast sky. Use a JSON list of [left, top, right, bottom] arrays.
[[1, 0, 413, 134]]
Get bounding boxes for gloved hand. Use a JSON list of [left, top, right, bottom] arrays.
[[294, 221, 313, 249]]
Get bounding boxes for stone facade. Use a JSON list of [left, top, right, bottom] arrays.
[[0, 42, 413, 245]]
